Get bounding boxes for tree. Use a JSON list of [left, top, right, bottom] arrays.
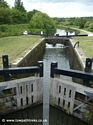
[[14, 0, 26, 12], [0, 8, 11, 24], [79, 17, 87, 29], [84, 21, 91, 29], [11, 8, 27, 24], [72, 17, 87, 29], [0, 0, 9, 8], [29, 11, 56, 36], [0, 0, 11, 24], [27, 9, 39, 22], [88, 23, 93, 32]]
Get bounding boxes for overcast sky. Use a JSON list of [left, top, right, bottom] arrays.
[[5, 0, 93, 17]]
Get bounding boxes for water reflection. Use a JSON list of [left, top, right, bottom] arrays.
[[46, 43, 69, 49], [55, 29, 75, 36], [50, 106, 87, 125], [43, 43, 71, 80], [1, 105, 43, 125], [1, 105, 87, 125]]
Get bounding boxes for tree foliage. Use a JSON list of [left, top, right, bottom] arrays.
[[56, 16, 93, 32], [11, 8, 27, 24], [1, 0, 93, 37], [0, 0, 11, 24], [14, 0, 26, 12], [0, 0, 27, 24], [0, 0, 9, 8], [29, 12, 56, 36], [0, 8, 11, 24], [27, 9, 39, 22], [88, 23, 93, 32]]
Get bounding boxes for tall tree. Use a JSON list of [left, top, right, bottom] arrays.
[[14, 0, 26, 12], [0, 0, 9, 8], [29, 11, 56, 36], [11, 8, 27, 24], [27, 9, 39, 22], [0, 8, 11, 24]]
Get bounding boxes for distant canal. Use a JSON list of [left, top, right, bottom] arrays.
[[0, 43, 88, 125], [55, 29, 75, 36]]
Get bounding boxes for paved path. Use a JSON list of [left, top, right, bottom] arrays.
[[70, 27, 93, 36]]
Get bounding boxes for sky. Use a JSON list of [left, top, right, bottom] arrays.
[[5, 0, 93, 17]]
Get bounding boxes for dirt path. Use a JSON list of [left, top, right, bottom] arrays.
[[70, 27, 93, 36]]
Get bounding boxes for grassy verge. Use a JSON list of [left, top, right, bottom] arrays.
[[0, 35, 42, 67], [0, 24, 29, 38], [74, 36, 93, 58]]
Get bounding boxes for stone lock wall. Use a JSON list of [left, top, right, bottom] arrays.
[[12, 38, 45, 67]]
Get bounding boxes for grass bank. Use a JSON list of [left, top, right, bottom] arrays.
[[0, 35, 42, 67], [74, 36, 93, 58], [0, 24, 29, 38]]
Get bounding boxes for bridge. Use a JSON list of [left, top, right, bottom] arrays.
[[45, 37, 69, 45]]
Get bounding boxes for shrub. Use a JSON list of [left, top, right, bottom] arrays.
[[0, 24, 29, 37]]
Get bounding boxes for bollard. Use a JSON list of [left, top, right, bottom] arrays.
[[38, 61, 43, 77], [50, 62, 58, 78], [2, 55, 9, 68], [85, 58, 92, 72], [66, 32, 68, 37], [84, 58, 92, 86], [2, 55, 10, 81]]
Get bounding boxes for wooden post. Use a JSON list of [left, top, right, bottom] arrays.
[[38, 61, 43, 77], [2, 55, 10, 81], [84, 58, 92, 86], [50, 62, 58, 78]]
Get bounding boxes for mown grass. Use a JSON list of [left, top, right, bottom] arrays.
[[0, 35, 42, 67], [74, 36, 93, 58]]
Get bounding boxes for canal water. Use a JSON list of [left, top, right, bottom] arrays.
[[55, 29, 75, 36], [0, 43, 88, 125], [43, 43, 71, 125]]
